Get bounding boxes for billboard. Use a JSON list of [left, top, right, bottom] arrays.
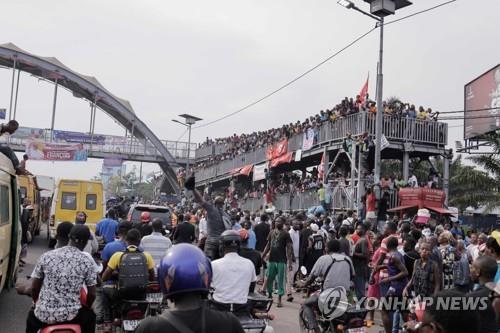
[[26, 140, 88, 161], [464, 64, 500, 139]]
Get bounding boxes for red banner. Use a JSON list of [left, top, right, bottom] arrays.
[[270, 152, 293, 168], [397, 188, 446, 209], [230, 164, 253, 176], [266, 146, 274, 160], [266, 139, 288, 160], [273, 139, 288, 159]]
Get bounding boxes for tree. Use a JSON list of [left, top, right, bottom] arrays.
[[135, 182, 155, 202], [448, 155, 498, 211], [107, 176, 126, 197]]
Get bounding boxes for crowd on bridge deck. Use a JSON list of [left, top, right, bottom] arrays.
[[194, 94, 441, 170]]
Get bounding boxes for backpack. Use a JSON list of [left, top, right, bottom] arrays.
[[117, 247, 149, 300]]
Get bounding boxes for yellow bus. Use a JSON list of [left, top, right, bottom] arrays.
[[0, 153, 21, 294], [48, 179, 104, 247], [18, 174, 42, 240]]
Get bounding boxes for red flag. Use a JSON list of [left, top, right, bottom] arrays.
[[359, 74, 369, 104]]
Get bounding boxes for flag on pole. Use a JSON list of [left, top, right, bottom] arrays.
[[359, 74, 369, 104]]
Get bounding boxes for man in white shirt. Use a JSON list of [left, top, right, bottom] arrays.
[[140, 219, 172, 265], [286, 220, 301, 301], [408, 173, 419, 188], [198, 215, 208, 241], [211, 230, 256, 308]]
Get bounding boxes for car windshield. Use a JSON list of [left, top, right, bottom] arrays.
[[131, 207, 170, 225]]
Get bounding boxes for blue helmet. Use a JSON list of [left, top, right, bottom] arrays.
[[158, 243, 212, 298]]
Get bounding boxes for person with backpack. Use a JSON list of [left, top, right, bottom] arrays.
[[297, 239, 355, 333], [102, 229, 156, 302], [135, 244, 244, 333]]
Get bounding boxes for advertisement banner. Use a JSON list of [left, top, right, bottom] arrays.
[[253, 162, 268, 182], [103, 156, 123, 167], [26, 140, 88, 161], [53, 130, 106, 145], [11, 127, 45, 140], [302, 128, 315, 151], [464, 64, 500, 139]]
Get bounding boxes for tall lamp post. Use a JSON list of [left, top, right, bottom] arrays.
[[337, 0, 412, 186], [172, 114, 202, 175]]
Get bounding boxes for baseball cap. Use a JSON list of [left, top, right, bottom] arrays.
[[311, 223, 319, 232], [69, 224, 91, 244]]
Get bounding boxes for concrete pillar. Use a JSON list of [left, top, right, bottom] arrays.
[[402, 151, 410, 181]]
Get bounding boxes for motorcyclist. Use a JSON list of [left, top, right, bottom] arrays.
[[101, 229, 156, 283], [186, 175, 232, 260], [210, 230, 257, 311], [101, 228, 156, 320], [75, 211, 98, 255], [26, 224, 97, 333], [135, 244, 245, 333], [297, 239, 355, 333]]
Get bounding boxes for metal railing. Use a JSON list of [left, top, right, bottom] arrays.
[[4, 126, 196, 162], [238, 186, 399, 212], [195, 112, 448, 182]]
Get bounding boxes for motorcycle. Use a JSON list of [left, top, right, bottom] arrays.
[[208, 290, 275, 333], [17, 277, 84, 333], [39, 324, 82, 333], [297, 267, 367, 333], [112, 282, 164, 332]]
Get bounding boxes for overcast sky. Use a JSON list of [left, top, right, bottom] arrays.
[[1, 0, 499, 181]]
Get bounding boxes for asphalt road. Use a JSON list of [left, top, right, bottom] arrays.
[[0, 224, 383, 333]]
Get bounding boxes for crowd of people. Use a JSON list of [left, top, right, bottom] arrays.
[[18, 172, 500, 333], [195, 95, 440, 170]]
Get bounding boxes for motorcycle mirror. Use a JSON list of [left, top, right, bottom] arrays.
[[300, 266, 307, 276]]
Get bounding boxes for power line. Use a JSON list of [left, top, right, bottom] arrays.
[[195, 0, 459, 129], [194, 26, 377, 129], [383, 0, 457, 26], [176, 128, 188, 141], [438, 106, 499, 114]]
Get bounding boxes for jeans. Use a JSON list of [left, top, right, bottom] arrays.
[[204, 239, 220, 260], [267, 262, 286, 296], [302, 294, 319, 328], [0, 145, 20, 168], [26, 307, 96, 333], [353, 273, 367, 299], [392, 310, 402, 333], [286, 259, 299, 295]]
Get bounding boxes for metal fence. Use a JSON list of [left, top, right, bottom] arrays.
[[238, 187, 399, 212], [195, 112, 448, 182]]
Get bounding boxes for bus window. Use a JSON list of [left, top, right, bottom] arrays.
[[61, 192, 77, 210], [0, 185, 9, 225], [86, 194, 97, 210], [20, 186, 27, 200]]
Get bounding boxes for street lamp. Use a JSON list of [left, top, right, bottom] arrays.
[[337, 0, 412, 186], [172, 114, 202, 175]]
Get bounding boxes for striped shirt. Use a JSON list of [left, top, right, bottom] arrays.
[[140, 232, 172, 265]]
